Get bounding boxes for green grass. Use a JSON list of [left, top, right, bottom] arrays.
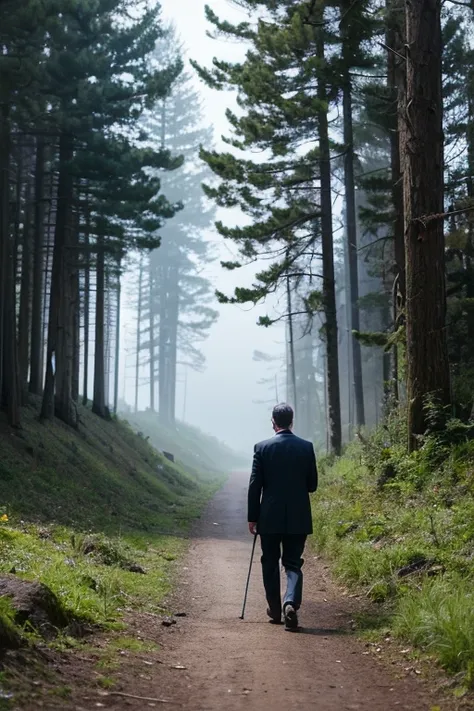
[[394, 577, 474, 683], [0, 520, 184, 632], [0, 398, 225, 705], [0, 519, 183, 705], [312, 418, 474, 691]]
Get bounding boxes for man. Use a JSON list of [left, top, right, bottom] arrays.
[[247, 403, 318, 631]]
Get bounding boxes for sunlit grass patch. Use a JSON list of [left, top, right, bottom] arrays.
[[0, 524, 184, 628]]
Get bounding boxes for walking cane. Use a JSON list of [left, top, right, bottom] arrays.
[[239, 533, 257, 620]]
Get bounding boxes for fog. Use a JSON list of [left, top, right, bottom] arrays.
[[120, 0, 285, 454], [118, 0, 387, 457]]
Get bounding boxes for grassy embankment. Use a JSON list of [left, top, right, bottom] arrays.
[[0, 398, 231, 702], [312, 410, 474, 693], [126, 409, 247, 477]]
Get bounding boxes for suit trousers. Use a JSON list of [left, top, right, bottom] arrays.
[[260, 534, 307, 613]]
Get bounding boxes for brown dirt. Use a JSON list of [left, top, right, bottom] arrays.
[[11, 471, 474, 710]]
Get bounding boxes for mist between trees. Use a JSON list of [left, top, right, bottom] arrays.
[[0, 0, 472, 456]]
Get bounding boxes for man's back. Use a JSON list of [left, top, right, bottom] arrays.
[[248, 430, 318, 535]]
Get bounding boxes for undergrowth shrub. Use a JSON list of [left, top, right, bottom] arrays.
[[394, 577, 474, 686], [71, 533, 133, 569], [313, 404, 474, 687]]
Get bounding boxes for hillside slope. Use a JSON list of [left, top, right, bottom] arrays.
[[0, 398, 221, 534], [0, 397, 226, 700], [125, 410, 247, 475]]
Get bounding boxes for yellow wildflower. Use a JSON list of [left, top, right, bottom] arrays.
[[0, 514, 8, 522]]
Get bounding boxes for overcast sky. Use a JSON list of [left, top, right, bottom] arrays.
[[120, 0, 287, 456]]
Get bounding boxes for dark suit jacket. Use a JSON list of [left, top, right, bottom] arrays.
[[247, 430, 318, 535]]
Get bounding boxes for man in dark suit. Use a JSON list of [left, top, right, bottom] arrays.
[[247, 403, 318, 631]]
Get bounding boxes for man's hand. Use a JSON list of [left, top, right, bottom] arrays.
[[248, 522, 257, 536]]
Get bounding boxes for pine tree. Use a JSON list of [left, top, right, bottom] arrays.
[[0, 0, 50, 425], [34, 2, 181, 426], [138, 30, 218, 426], [78, 133, 180, 419], [193, 0, 344, 453], [0, 2, 183, 429]]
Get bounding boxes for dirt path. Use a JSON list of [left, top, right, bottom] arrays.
[[20, 471, 468, 710], [122, 471, 458, 711]]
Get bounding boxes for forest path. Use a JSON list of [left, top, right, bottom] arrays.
[[30, 472, 467, 711], [129, 471, 453, 711]]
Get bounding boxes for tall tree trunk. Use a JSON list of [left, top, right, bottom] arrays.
[[158, 101, 170, 423], [399, 0, 450, 449], [0, 103, 20, 427], [113, 257, 121, 416], [149, 258, 155, 411], [0, 108, 6, 409], [317, 33, 342, 455], [92, 235, 109, 419], [286, 274, 297, 412], [322, 344, 329, 453], [341, 62, 365, 428], [42, 164, 56, 394], [29, 137, 46, 395], [82, 196, 90, 405], [71, 210, 80, 403], [463, 69, 474, 351], [167, 266, 179, 426], [391, 276, 400, 401], [12, 144, 23, 286], [18, 177, 34, 402], [104, 268, 111, 408], [72, 271, 80, 404], [343, 250, 353, 440], [182, 366, 187, 422], [387, 0, 405, 399], [134, 254, 144, 413], [55, 137, 77, 427], [382, 301, 392, 397], [41, 133, 77, 427], [159, 262, 171, 424]]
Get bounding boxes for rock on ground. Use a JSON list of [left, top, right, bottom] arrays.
[[0, 575, 68, 639]]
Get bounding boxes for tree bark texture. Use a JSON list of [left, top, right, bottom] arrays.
[[342, 65, 365, 428], [41, 133, 78, 427], [317, 32, 342, 455], [29, 137, 46, 395], [0, 102, 20, 426], [399, 0, 450, 448], [92, 234, 109, 419]]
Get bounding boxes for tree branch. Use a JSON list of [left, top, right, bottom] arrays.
[[414, 205, 474, 227], [378, 41, 406, 62]]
